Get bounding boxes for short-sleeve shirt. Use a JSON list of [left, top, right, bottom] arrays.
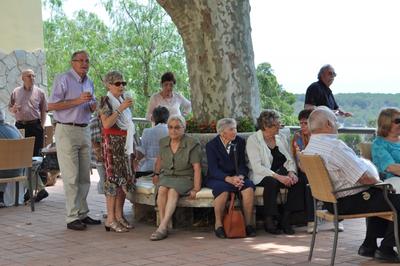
[[159, 134, 201, 178], [8, 86, 47, 121], [372, 136, 400, 179], [0, 123, 23, 179], [303, 134, 374, 198], [304, 80, 339, 110], [49, 69, 95, 124], [136, 123, 168, 172], [145, 91, 191, 121]]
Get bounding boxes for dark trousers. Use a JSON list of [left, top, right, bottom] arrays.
[[258, 174, 305, 218], [298, 170, 315, 222], [325, 187, 400, 248], [15, 120, 43, 156]]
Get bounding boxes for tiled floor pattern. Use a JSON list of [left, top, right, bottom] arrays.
[[0, 170, 396, 266]]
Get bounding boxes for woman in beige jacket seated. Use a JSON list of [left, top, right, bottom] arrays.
[[246, 109, 305, 235]]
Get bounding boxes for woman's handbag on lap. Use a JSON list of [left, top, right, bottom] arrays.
[[223, 192, 246, 238]]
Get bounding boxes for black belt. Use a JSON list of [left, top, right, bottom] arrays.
[[58, 122, 88, 127], [16, 119, 40, 125]]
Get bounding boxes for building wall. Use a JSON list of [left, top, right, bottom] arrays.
[[0, 0, 44, 53], [0, 0, 46, 123]]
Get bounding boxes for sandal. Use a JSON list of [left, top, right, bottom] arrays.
[[117, 217, 134, 229], [150, 229, 168, 241]]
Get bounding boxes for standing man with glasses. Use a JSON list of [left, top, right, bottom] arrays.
[[8, 69, 49, 203], [304, 64, 352, 117], [9, 69, 47, 156], [48, 50, 100, 230]]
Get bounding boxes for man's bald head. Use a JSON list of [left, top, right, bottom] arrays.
[[308, 106, 338, 134]]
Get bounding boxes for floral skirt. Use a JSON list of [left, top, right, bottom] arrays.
[[102, 133, 135, 196]]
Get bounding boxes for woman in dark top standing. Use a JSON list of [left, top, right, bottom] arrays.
[[206, 118, 256, 238], [246, 110, 305, 235]]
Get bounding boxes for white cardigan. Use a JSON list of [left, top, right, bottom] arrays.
[[246, 130, 297, 185]]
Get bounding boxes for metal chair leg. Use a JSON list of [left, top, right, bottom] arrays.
[[15, 181, 20, 206], [27, 167, 34, 212], [308, 198, 318, 261], [331, 204, 339, 266]]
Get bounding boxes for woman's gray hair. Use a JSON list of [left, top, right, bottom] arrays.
[[167, 115, 186, 129], [216, 118, 237, 134], [103, 71, 124, 86], [257, 109, 280, 130]]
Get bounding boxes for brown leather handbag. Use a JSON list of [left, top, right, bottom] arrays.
[[223, 192, 246, 238]]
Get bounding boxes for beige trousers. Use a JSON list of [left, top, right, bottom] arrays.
[[55, 124, 91, 223]]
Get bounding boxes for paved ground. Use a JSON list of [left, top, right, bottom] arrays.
[[0, 170, 396, 266]]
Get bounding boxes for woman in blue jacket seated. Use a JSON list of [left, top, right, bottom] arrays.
[[205, 118, 256, 238]]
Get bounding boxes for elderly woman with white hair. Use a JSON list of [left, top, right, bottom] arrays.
[[246, 110, 305, 235], [205, 118, 256, 238], [151, 115, 202, 241]]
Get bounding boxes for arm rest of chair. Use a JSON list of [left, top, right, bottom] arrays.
[[333, 182, 395, 194]]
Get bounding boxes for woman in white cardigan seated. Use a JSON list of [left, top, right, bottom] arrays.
[[246, 109, 305, 235]]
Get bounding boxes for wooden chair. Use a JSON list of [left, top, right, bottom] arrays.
[[0, 137, 35, 211], [299, 154, 400, 266], [359, 142, 372, 160]]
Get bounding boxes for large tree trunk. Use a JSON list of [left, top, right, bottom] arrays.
[[157, 0, 260, 124]]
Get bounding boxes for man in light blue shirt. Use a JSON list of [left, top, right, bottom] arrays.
[[48, 50, 99, 230], [135, 106, 169, 176]]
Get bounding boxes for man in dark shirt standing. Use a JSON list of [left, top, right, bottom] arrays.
[[304, 64, 352, 117]]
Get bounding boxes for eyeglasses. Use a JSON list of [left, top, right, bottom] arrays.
[[168, 125, 182, 130], [328, 71, 337, 77], [393, 118, 400, 124], [299, 121, 308, 126], [72, 59, 90, 64], [24, 74, 36, 78], [113, 81, 127, 87]]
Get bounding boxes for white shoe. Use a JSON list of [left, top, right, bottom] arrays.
[[307, 222, 318, 234], [338, 221, 344, 232], [332, 221, 344, 232]]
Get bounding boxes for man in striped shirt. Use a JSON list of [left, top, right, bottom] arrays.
[[303, 106, 400, 263]]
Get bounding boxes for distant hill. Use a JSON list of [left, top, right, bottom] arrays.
[[294, 93, 400, 127]]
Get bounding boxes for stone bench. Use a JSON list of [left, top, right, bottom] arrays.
[[129, 130, 291, 228]]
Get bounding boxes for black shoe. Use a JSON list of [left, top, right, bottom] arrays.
[[264, 216, 282, 235], [358, 244, 376, 258], [214, 226, 226, 239], [374, 248, 400, 263], [24, 190, 30, 203], [67, 219, 87, 230], [281, 212, 295, 235], [35, 189, 49, 202], [245, 225, 256, 237], [81, 216, 101, 225]]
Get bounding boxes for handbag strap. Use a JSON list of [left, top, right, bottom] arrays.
[[232, 143, 244, 210]]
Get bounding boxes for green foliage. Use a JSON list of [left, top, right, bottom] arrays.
[[256, 63, 297, 125], [294, 93, 400, 127], [339, 134, 362, 154], [185, 117, 255, 133], [43, 0, 189, 117]]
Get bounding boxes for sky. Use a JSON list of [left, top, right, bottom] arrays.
[[42, 0, 400, 94]]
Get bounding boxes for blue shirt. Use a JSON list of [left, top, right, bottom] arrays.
[[49, 69, 95, 124], [136, 123, 168, 172], [0, 123, 23, 181], [372, 136, 400, 179]]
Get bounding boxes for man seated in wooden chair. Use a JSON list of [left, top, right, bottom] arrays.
[[0, 108, 24, 207], [303, 106, 400, 263], [0, 109, 48, 206]]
